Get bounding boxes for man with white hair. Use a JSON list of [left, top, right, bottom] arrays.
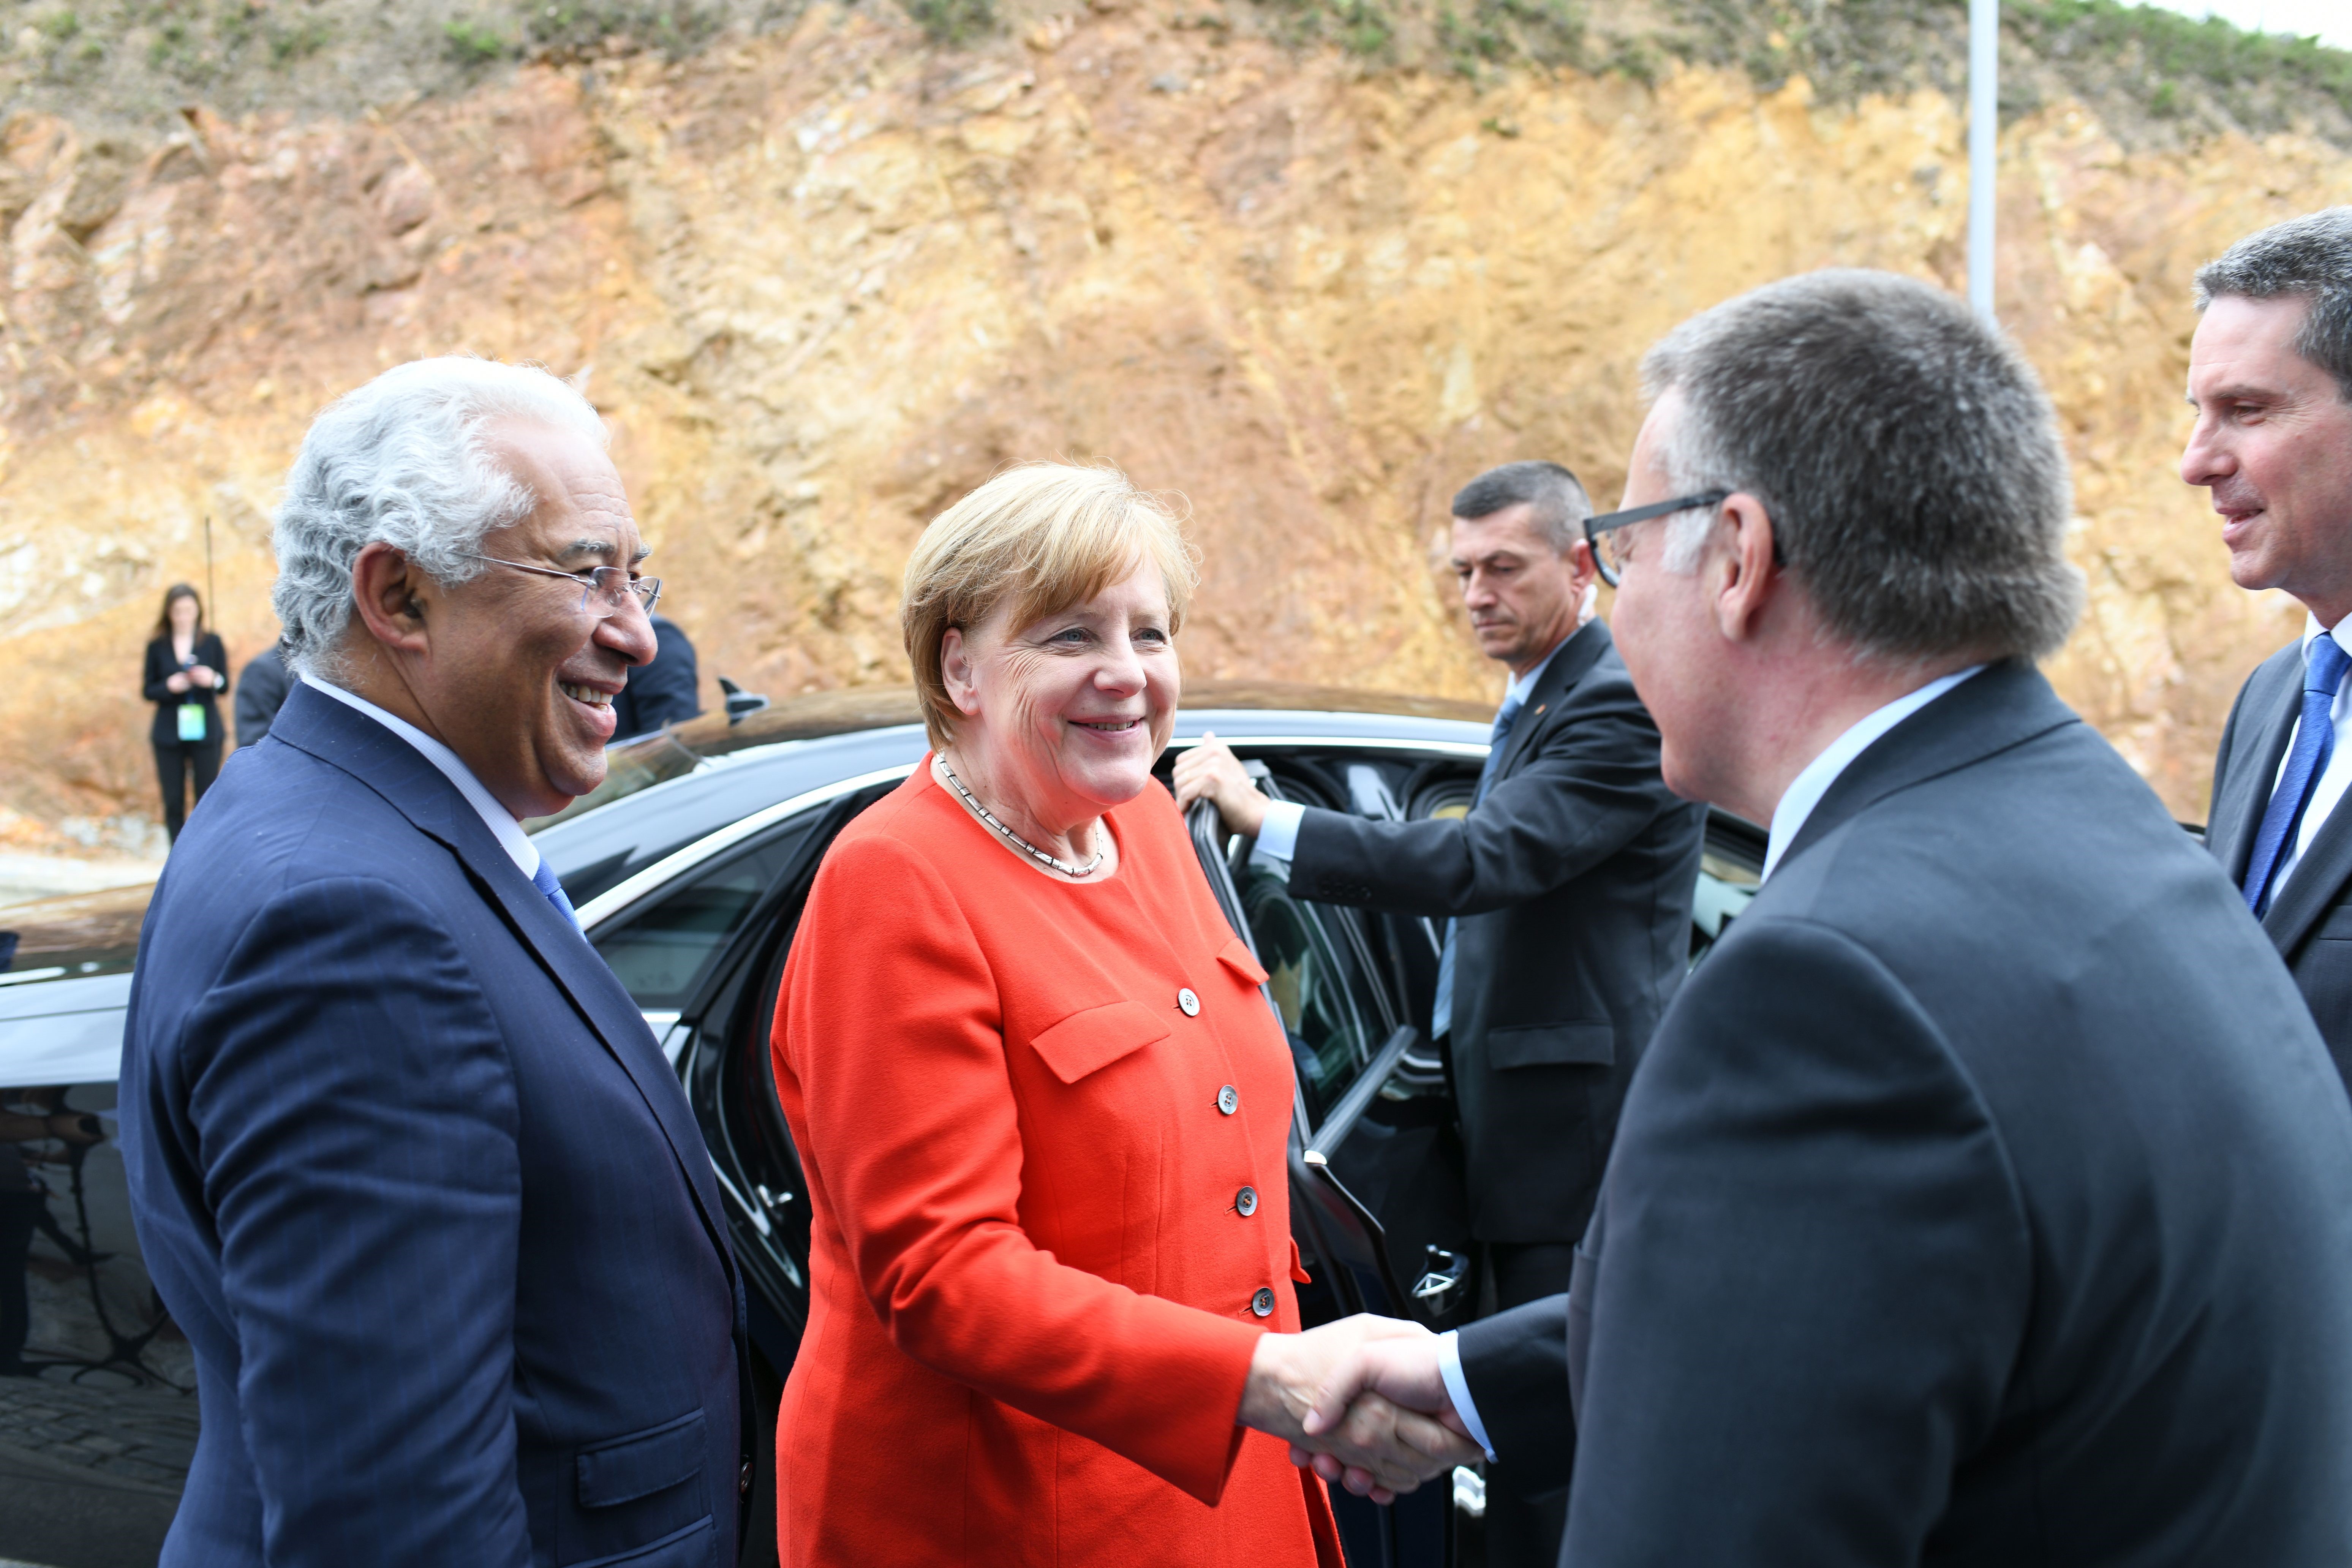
[[120, 358, 750, 1566], [2188, 208, 2352, 1092], [1276, 271, 2352, 1562]]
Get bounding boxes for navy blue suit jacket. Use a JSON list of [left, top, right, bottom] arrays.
[[122, 684, 746, 1568], [1459, 662, 2352, 1563]]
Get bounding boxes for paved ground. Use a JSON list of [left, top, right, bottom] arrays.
[[0, 855, 161, 912], [0, 1372, 191, 1568]]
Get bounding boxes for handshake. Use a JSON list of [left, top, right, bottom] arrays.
[[1238, 1316, 1481, 1503]]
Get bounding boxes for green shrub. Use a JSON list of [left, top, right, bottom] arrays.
[[902, 0, 995, 45], [443, 17, 511, 63]]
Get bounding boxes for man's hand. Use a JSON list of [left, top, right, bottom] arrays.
[[1238, 1316, 1481, 1501], [1171, 735, 1270, 839], [1290, 1328, 1472, 1498]]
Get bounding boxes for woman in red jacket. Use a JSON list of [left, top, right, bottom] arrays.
[[769, 462, 1473, 1565]]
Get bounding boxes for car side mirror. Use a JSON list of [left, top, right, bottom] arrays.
[[718, 677, 770, 725]]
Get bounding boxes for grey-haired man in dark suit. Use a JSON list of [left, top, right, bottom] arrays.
[[1176, 460, 1704, 1568], [2188, 208, 2352, 1092]]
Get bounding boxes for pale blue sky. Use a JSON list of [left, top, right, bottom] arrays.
[[2131, 0, 2351, 50]]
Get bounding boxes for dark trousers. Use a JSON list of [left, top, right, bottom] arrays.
[[154, 735, 223, 841], [1483, 1241, 1577, 1568], [0, 1190, 43, 1374]]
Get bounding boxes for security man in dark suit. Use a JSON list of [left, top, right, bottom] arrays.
[[1176, 460, 1703, 1567], [2186, 208, 2352, 1092], [610, 613, 702, 741], [1277, 270, 2352, 1563]]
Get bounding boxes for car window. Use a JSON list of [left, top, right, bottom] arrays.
[[591, 818, 820, 1010], [1240, 868, 1383, 1130], [1691, 849, 1760, 963]]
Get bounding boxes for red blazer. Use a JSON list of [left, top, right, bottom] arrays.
[[770, 763, 1344, 1566]]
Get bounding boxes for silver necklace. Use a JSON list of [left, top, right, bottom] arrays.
[[937, 756, 1105, 879]]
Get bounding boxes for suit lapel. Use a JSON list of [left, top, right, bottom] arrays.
[[270, 686, 737, 1276], [1777, 661, 2082, 873], [2263, 798, 2352, 955], [1496, 621, 1611, 779], [2209, 645, 2303, 885]]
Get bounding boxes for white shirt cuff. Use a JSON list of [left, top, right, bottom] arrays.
[[1253, 798, 1307, 862], [1436, 1329, 1498, 1462]]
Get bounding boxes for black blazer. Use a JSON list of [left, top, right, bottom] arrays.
[[2210, 635, 2352, 1090], [143, 633, 230, 746], [234, 645, 293, 748], [1287, 620, 1705, 1242], [1457, 662, 2352, 1563], [610, 616, 702, 742]]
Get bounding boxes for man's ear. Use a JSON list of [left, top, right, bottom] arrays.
[[350, 542, 432, 656], [1711, 493, 1780, 644], [1568, 537, 1600, 593], [940, 626, 981, 717]]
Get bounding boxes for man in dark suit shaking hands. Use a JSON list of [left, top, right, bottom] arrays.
[[1178, 460, 1703, 1567], [120, 358, 751, 1567], [1276, 271, 2352, 1563], [2188, 209, 2352, 1092]]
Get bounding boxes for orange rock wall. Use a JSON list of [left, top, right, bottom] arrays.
[[5, 5, 2349, 834]]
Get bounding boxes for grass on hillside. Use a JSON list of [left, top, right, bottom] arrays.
[[2, 0, 2346, 150]]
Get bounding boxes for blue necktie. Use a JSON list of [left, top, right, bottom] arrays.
[[2244, 634, 2351, 917], [532, 858, 582, 930], [1431, 696, 1524, 1040]]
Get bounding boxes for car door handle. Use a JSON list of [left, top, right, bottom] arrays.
[[1410, 1245, 1469, 1308]]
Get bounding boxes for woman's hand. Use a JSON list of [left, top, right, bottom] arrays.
[[1171, 735, 1270, 838], [190, 665, 219, 690], [1237, 1315, 1481, 1501], [165, 670, 192, 694]]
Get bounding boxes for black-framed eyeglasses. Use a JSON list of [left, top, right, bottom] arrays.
[[464, 553, 662, 618], [1582, 490, 1733, 587]]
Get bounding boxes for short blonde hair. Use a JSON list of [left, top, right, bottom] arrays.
[[902, 461, 1198, 750]]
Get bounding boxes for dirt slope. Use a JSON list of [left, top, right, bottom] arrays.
[[3, 1, 2349, 847]]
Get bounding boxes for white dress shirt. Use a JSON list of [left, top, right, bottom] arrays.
[[302, 674, 542, 880], [2262, 615, 2352, 900], [1434, 659, 1987, 1460], [1253, 635, 1574, 863]]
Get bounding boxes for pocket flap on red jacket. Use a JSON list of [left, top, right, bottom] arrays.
[[1031, 1001, 1171, 1085], [1288, 1237, 1313, 1285], [1216, 937, 1270, 987]]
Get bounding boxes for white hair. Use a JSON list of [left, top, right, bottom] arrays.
[[270, 356, 609, 677]]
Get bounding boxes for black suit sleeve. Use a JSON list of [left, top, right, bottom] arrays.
[[1288, 674, 1671, 916], [1456, 1295, 1574, 1489], [143, 639, 177, 703], [1560, 917, 2031, 1564]]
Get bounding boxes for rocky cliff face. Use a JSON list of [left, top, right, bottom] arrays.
[[4, 2, 2349, 846]]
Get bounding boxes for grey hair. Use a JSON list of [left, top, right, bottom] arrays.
[[1638, 269, 2082, 664], [270, 356, 608, 677], [2194, 207, 2352, 401], [1451, 460, 1593, 553]]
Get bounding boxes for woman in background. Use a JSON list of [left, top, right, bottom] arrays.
[[141, 583, 228, 842], [767, 462, 1467, 1566]]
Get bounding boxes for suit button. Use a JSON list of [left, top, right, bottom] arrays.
[[739, 1458, 753, 1497], [1236, 1185, 1259, 1217], [1217, 1084, 1239, 1115], [1178, 988, 1200, 1017], [1251, 1287, 1275, 1317]]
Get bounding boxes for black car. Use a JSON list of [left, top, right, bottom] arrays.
[[0, 681, 1763, 1568], [541, 681, 1764, 1567]]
